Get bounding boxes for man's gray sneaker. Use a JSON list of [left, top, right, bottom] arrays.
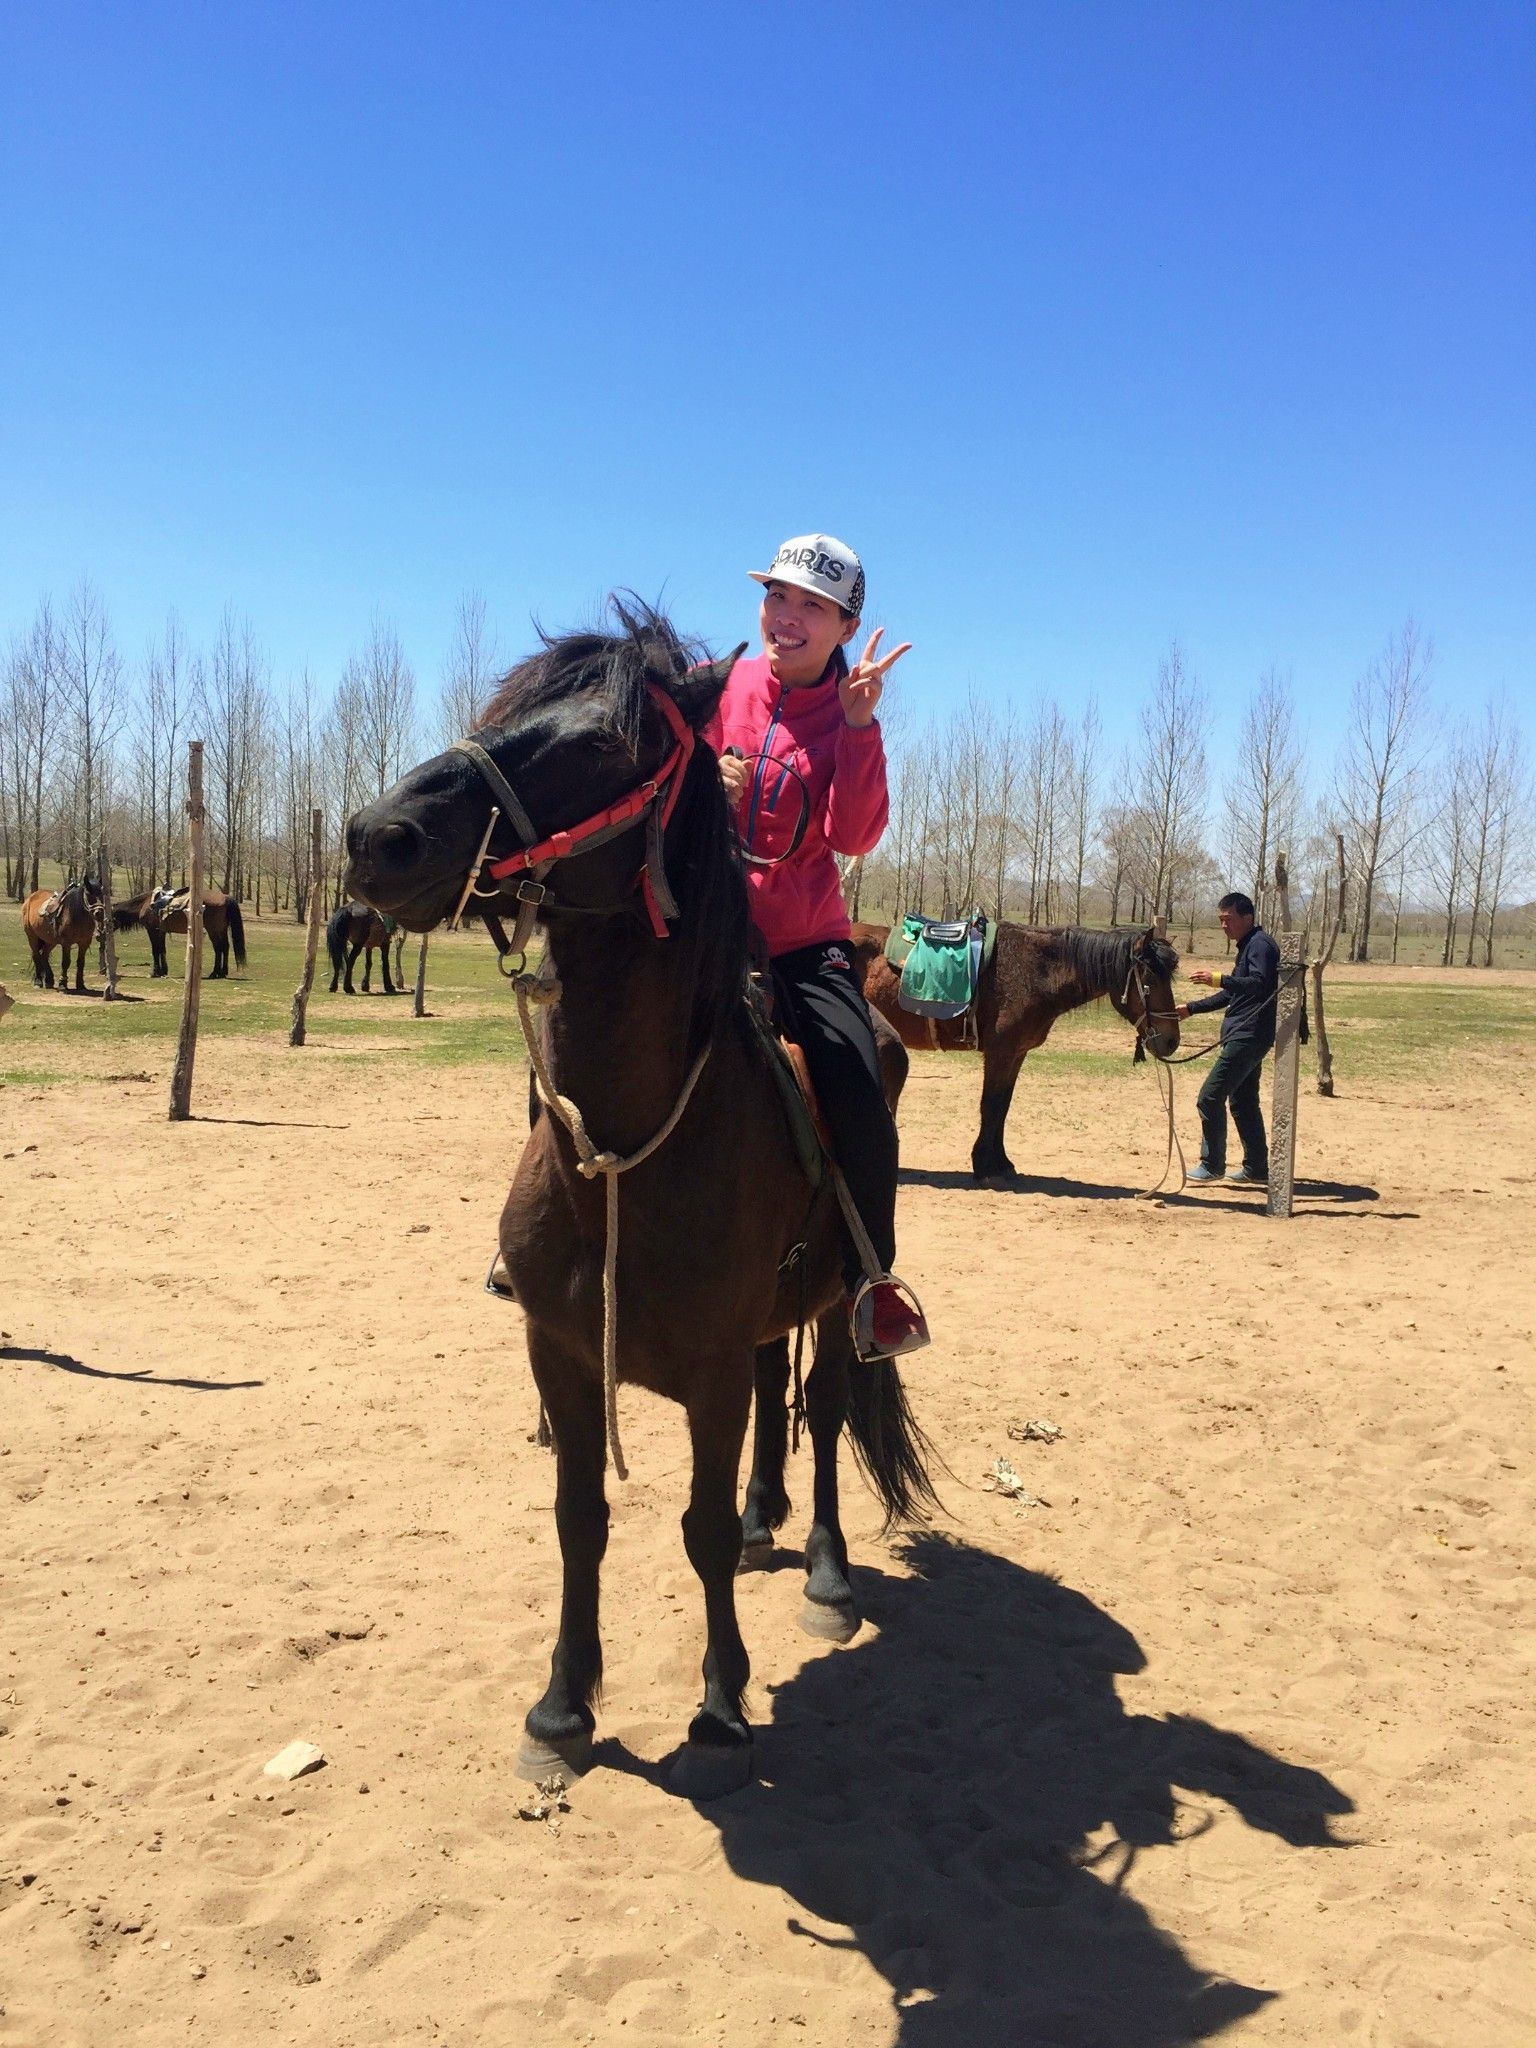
[[1225, 1167, 1268, 1186]]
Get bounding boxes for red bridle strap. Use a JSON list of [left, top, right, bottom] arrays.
[[481, 685, 697, 937]]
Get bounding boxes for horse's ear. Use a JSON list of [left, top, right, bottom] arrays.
[[672, 643, 748, 730]]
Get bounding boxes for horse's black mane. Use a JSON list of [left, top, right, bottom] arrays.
[[481, 600, 752, 1050], [1057, 925, 1180, 997]]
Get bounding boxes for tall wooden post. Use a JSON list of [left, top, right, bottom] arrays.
[[1266, 930, 1306, 1218], [413, 933, 429, 1018], [289, 807, 325, 1047], [96, 838, 121, 1000], [169, 742, 205, 1121]]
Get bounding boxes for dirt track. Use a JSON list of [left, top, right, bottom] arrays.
[[3, 1020, 1534, 2047]]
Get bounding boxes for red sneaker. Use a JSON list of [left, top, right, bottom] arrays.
[[853, 1277, 931, 1362]]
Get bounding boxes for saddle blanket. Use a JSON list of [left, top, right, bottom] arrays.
[[887, 911, 995, 1020]]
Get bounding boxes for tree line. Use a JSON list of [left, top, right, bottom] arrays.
[[865, 620, 1532, 965], [3, 585, 1531, 964]]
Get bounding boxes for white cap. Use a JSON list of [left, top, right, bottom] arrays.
[[749, 533, 865, 616]]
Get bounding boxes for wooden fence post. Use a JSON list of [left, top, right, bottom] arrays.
[[169, 742, 205, 1121], [1266, 930, 1306, 1218], [96, 837, 121, 1000], [413, 933, 429, 1018], [289, 807, 325, 1046]]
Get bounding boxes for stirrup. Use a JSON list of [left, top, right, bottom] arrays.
[[484, 1252, 517, 1303], [850, 1273, 931, 1363]]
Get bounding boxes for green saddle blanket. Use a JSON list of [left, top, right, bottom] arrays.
[[887, 911, 995, 1020]]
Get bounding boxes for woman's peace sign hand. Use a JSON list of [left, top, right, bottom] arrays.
[[839, 627, 912, 729]]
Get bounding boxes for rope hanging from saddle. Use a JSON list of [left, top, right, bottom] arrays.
[[511, 959, 711, 1481]]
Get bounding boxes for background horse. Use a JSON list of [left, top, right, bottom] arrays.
[[113, 888, 247, 978], [327, 901, 400, 994], [344, 603, 935, 1797], [22, 879, 103, 991], [855, 921, 1180, 1182]]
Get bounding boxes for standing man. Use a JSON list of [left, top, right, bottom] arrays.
[[1177, 891, 1281, 1186]]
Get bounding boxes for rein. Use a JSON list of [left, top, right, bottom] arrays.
[[449, 686, 705, 1480], [1123, 955, 1283, 1199]]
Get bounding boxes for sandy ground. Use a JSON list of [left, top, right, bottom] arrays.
[[3, 1013, 1534, 2048]]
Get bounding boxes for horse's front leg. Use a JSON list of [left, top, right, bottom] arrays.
[[973, 1040, 1026, 1183], [799, 1313, 861, 1643], [382, 940, 398, 995], [738, 1337, 791, 1570], [519, 1326, 609, 1781], [675, 1361, 755, 1798]]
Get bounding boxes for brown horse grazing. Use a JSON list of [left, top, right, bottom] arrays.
[[345, 604, 936, 1798], [855, 920, 1181, 1183], [326, 901, 401, 994], [22, 880, 103, 991], [113, 888, 247, 978]]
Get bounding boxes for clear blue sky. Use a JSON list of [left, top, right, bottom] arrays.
[[2, 0, 1532, 775]]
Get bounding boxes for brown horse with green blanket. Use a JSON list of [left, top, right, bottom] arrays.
[[854, 919, 1180, 1182]]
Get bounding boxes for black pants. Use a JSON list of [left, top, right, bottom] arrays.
[[1196, 1037, 1270, 1176], [771, 938, 898, 1290]]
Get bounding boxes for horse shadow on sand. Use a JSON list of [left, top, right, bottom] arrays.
[[701, 1533, 1353, 2046]]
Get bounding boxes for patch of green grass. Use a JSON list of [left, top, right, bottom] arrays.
[[5, 898, 1530, 1089]]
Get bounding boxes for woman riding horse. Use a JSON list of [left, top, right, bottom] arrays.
[[344, 603, 935, 1797]]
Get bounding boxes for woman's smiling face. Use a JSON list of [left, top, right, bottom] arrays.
[[760, 580, 860, 686]]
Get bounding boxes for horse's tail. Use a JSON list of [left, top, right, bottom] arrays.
[[326, 907, 347, 980], [225, 894, 247, 969], [844, 1354, 942, 1529]]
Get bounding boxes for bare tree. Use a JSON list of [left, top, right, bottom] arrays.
[[439, 592, 499, 742], [1132, 642, 1210, 927], [355, 621, 417, 803], [1334, 622, 1433, 961], [57, 579, 125, 874], [2, 601, 61, 897], [1222, 668, 1302, 926], [1064, 697, 1100, 923]]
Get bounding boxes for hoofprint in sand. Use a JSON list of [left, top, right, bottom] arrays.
[[3, 1016, 1533, 2048]]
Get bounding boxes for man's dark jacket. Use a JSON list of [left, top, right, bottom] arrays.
[[1185, 924, 1281, 1051]]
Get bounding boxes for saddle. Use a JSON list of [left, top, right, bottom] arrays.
[[886, 909, 995, 1021], [149, 886, 186, 917]]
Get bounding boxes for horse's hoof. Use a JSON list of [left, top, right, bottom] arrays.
[[736, 1539, 775, 1575], [670, 1739, 753, 1801], [800, 1596, 861, 1644], [515, 1728, 592, 1781]]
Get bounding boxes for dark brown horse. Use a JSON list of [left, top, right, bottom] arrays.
[[326, 901, 402, 994], [113, 888, 247, 978], [345, 604, 935, 1797], [855, 920, 1180, 1182], [22, 880, 103, 991]]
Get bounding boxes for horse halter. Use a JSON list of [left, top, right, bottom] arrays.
[[1122, 945, 1177, 1065], [448, 683, 697, 971]]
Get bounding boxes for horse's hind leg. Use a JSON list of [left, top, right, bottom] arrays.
[[381, 941, 398, 995], [520, 1330, 609, 1780], [739, 1338, 791, 1570], [345, 942, 362, 995], [799, 1314, 861, 1644], [674, 1363, 755, 1798]]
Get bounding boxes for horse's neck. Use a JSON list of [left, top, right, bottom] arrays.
[[540, 921, 711, 1156], [1047, 935, 1128, 1017]]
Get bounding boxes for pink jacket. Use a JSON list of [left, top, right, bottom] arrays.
[[705, 652, 889, 959]]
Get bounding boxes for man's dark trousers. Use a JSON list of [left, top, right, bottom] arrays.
[[1196, 1039, 1269, 1177]]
